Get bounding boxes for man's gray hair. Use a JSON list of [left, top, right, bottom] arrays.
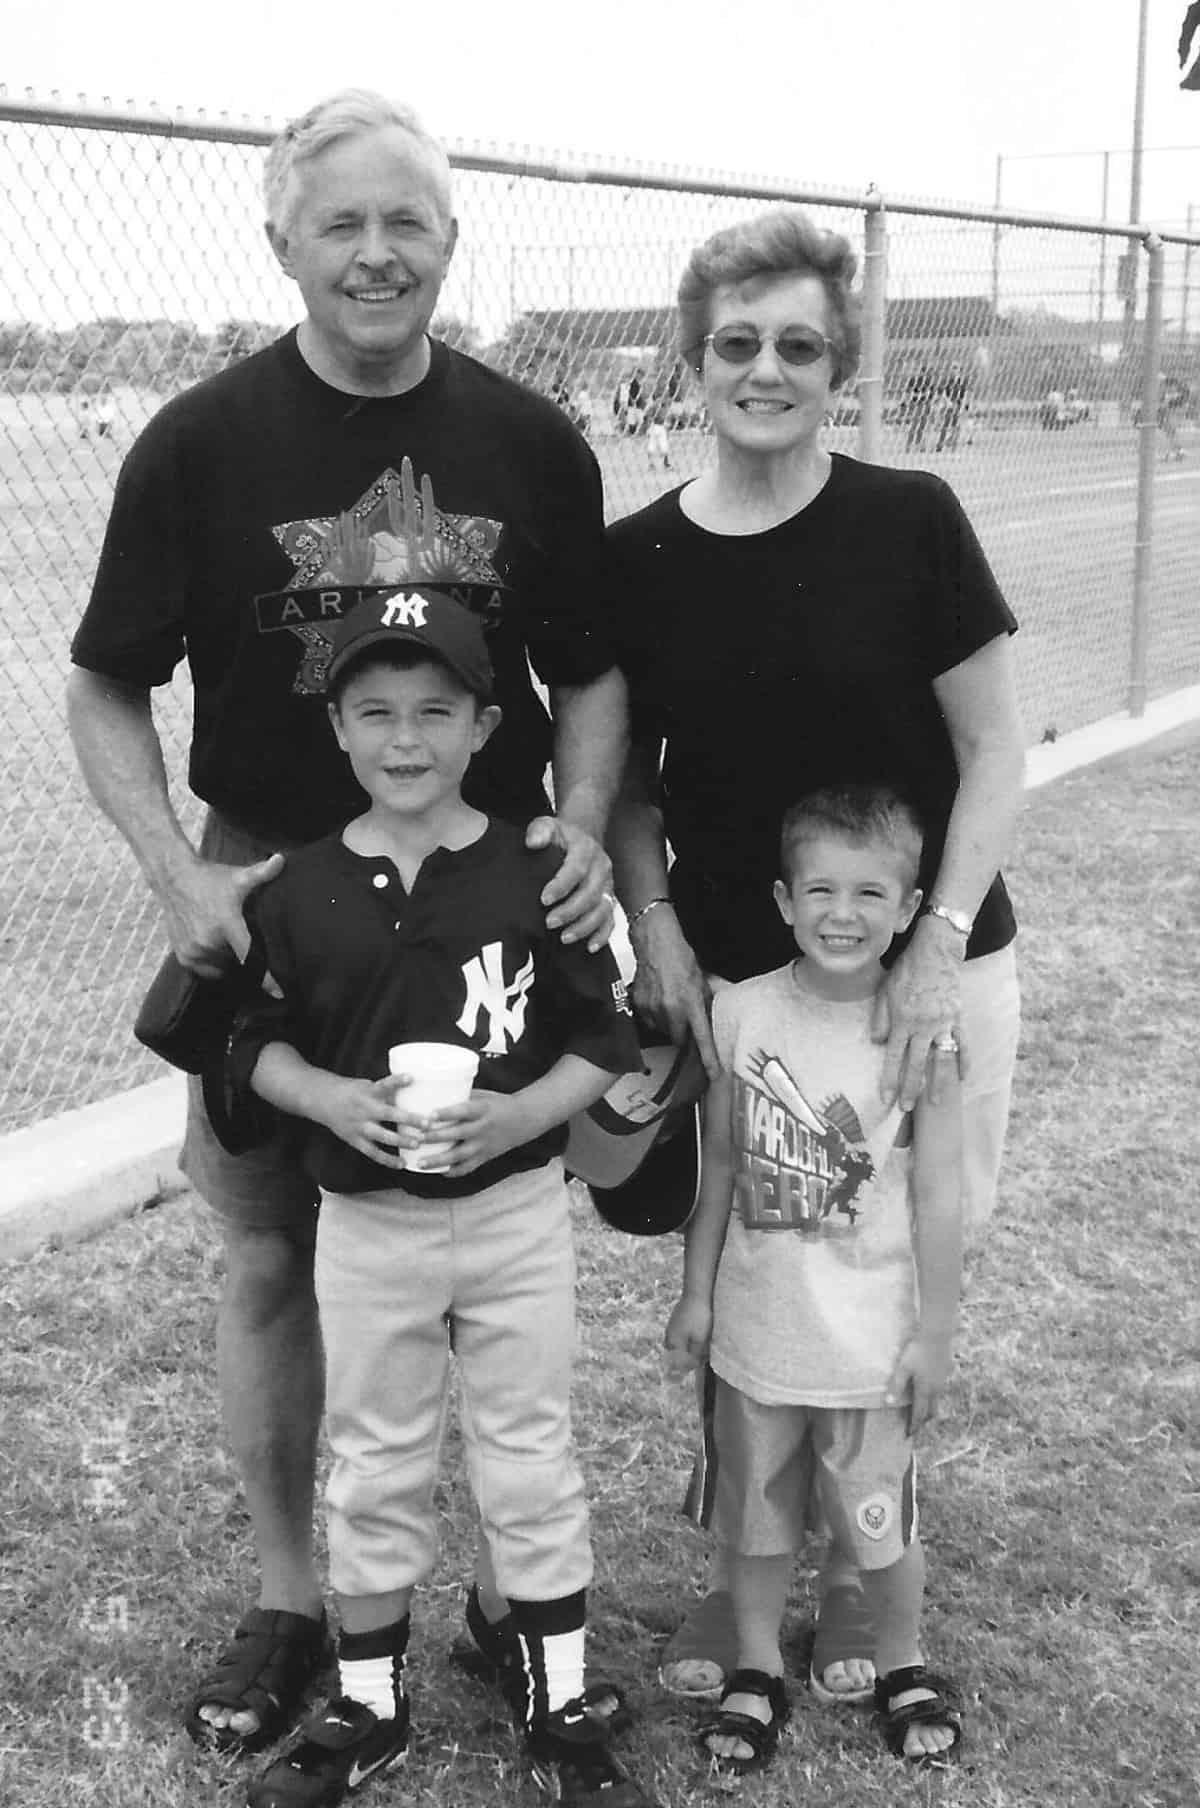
[[264, 89, 454, 232]]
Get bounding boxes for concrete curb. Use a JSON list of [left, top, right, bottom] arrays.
[[1024, 684, 1200, 788], [0, 1072, 188, 1262], [3, 687, 1199, 1264]]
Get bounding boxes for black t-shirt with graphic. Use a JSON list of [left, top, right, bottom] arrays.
[[232, 819, 640, 1197], [608, 454, 1019, 976], [71, 333, 614, 841]]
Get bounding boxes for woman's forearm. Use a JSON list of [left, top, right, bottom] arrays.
[[929, 738, 1026, 919]]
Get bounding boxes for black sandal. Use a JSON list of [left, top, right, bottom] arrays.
[[874, 1664, 963, 1764], [185, 1606, 331, 1755], [449, 1584, 523, 1687], [697, 1667, 790, 1776], [450, 1586, 632, 1731]]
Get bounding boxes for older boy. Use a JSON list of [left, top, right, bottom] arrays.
[[233, 590, 654, 1808], [666, 785, 965, 1772]]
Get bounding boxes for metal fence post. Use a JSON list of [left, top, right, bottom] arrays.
[[858, 191, 886, 462], [1129, 232, 1164, 718]]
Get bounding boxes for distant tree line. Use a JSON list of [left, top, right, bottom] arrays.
[[0, 314, 484, 393]]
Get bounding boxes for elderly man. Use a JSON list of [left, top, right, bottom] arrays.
[[68, 89, 626, 1761]]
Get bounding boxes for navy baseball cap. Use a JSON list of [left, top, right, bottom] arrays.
[[326, 587, 494, 699]]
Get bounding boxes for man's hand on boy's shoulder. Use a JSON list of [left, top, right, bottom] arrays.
[[664, 1294, 712, 1378], [885, 1328, 956, 1433], [525, 815, 615, 952], [160, 849, 286, 977]]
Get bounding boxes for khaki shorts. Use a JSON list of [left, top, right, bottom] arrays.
[[707, 1374, 917, 1570], [177, 811, 319, 1232]]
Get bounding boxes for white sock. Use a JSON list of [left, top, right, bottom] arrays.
[[541, 1627, 586, 1713], [337, 1652, 404, 1721]]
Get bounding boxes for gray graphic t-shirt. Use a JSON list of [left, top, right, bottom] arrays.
[[710, 964, 914, 1407]]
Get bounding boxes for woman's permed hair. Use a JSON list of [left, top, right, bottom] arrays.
[[263, 89, 453, 234], [779, 784, 924, 890], [677, 206, 861, 389]]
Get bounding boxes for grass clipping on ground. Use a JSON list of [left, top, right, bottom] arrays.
[[3, 743, 1198, 1808]]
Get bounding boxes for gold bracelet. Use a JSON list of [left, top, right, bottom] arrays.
[[627, 896, 672, 931]]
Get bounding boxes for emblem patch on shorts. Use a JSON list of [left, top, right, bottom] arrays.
[[856, 1494, 895, 1541]]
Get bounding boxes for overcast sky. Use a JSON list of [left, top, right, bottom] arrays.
[[5, 0, 1200, 230]]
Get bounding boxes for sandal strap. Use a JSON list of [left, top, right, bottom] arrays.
[[699, 1709, 776, 1758], [722, 1668, 790, 1721], [875, 1664, 961, 1713], [874, 1665, 963, 1758], [187, 1608, 328, 1737]]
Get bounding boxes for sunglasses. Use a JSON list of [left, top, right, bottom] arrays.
[[702, 325, 833, 368]]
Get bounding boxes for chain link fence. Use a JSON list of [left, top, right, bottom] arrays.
[[2, 97, 1198, 1133]]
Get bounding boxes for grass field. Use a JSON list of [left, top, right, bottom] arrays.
[[2, 737, 1198, 1808], [1, 386, 1198, 1133]]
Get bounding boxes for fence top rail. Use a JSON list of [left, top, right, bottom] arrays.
[[3, 90, 1199, 249]]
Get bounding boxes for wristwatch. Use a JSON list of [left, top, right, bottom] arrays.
[[924, 902, 973, 938]]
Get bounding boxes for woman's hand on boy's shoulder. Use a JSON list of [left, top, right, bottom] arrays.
[[664, 1294, 712, 1378]]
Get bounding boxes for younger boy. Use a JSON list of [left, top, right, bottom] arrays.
[[665, 784, 965, 1773], [230, 589, 655, 1808]]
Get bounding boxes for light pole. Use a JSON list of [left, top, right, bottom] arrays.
[[1182, 201, 1197, 347], [1121, 0, 1150, 353]]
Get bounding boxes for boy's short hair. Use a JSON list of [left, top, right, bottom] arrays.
[[779, 784, 925, 890]]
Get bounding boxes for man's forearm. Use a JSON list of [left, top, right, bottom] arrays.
[[549, 667, 628, 841], [66, 668, 196, 894]]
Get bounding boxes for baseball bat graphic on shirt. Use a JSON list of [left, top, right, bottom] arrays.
[[746, 1049, 827, 1135]]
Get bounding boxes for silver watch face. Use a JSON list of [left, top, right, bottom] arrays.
[[929, 904, 971, 936]]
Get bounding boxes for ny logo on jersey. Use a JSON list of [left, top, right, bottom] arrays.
[[457, 941, 535, 1055], [380, 593, 428, 628]]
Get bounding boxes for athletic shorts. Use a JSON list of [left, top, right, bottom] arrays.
[[177, 811, 319, 1233], [705, 1374, 917, 1570]]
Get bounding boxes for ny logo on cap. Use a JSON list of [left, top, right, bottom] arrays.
[[381, 594, 429, 629]]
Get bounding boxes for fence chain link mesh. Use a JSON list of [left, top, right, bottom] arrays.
[[1, 103, 1198, 1132]]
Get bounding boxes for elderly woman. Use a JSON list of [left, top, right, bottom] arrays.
[[607, 209, 1024, 1712]]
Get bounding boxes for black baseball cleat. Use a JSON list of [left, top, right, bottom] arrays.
[[246, 1694, 409, 1808], [526, 1697, 658, 1807]]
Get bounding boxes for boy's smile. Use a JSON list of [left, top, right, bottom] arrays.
[[773, 833, 921, 999], [330, 657, 497, 830]]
